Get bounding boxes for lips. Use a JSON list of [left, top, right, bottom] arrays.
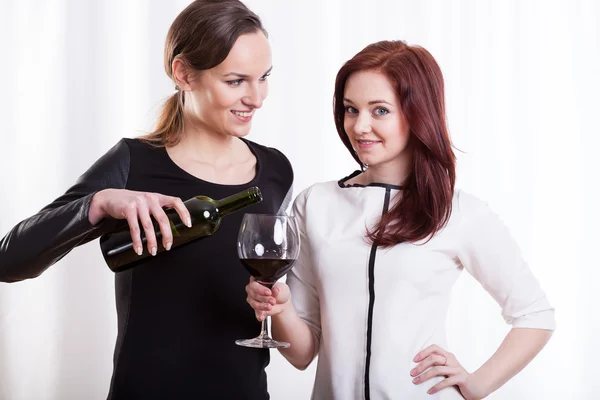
[[357, 140, 381, 145], [231, 110, 254, 122], [356, 139, 382, 149], [232, 110, 253, 117]]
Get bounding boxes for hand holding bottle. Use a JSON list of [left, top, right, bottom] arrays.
[[89, 189, 191, 256], [97, 187, 262, 273]]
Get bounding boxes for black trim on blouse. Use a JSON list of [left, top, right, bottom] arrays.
[[338, 170, 403, 191], [364, 187, 392, 400]]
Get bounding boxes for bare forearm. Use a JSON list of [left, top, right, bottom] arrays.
[[271, 303, 317, 370], [473, 328, 553, 398]]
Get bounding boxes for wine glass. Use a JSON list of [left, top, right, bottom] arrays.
[[236, 213, 300, 348]]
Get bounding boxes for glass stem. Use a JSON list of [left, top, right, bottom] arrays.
[[259, 282, 273, 340], [260, 316, 269, 339]]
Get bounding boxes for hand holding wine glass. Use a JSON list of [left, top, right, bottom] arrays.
[[236, 213, 300, 349], [245, 277, 291, 321]]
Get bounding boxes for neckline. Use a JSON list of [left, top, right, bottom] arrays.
[[160, 137, 263, 188], [337, 170, 403, 190]]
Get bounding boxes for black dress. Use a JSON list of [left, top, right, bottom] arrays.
[[0, 138, 294, 399]]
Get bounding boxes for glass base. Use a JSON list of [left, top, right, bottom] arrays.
[[235, 335, 290, 349]]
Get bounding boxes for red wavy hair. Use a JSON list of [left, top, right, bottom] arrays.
[[333, 41, 456, 247]]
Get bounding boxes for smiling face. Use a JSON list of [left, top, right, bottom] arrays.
[[343, 69, 411, 172], [183, 31, 272, 138]]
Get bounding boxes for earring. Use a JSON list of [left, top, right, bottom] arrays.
[[175, 84, 181, 91]]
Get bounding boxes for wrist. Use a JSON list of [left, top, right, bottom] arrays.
[[468, 368, 495, 399], [274, 298, 296, 321], [88, 190, 108, 225]]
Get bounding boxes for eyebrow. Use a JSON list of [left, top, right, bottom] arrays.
[[223, 66, 273, 78], [343, 98, 394, 106]]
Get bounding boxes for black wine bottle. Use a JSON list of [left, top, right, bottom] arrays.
[[100, 187, 263, 273]]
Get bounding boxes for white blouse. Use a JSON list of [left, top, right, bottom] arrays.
[[287, 174, 555, 400]]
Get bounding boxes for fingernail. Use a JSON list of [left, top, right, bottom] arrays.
[[186, 217, 192, 228], [410, 369, 416, 376], [427, 389, 433, 394], [136, 247, 143, 256], [165, 242, 172, 251], [413, 377, 420, 384], [151, 247, 157, 256], [413, 354, 420, 362]]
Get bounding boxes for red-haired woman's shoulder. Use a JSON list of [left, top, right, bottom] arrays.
[[453, 189, 489, 217]]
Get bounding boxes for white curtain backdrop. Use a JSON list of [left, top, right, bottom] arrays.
[[0, 0, 598, 399]]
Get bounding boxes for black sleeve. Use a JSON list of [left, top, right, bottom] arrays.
[[0, 139, 131, 283]]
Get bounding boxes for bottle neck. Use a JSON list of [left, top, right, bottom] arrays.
[[216, 187, 263, 217]]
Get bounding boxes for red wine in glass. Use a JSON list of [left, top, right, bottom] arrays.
[[236, 214, 300, 348], [239, 258, 296, 288]]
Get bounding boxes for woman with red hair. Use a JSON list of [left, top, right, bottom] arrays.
[[246, 41, 554, 399]]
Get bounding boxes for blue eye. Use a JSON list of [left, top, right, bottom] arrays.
[[374, 107, 389, 116], [345, 106, 358, 114], [227, 79, 243, 87]]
